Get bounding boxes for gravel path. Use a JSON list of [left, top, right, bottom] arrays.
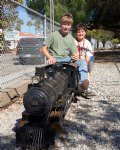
[[0, 62, 120, 150]]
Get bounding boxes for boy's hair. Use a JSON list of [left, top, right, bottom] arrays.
[[75, 23, 87, 32], [60, 13, 73, 25]]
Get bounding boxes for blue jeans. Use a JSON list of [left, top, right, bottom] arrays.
[[55, 56, 88, 84], [55, 56, 71, 63], [89, 56, 94, 72]]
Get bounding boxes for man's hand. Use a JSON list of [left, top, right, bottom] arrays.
[[47, 57, 56, 64]]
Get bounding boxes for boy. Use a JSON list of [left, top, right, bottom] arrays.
[[41, 13, 78, 64], [74, 23, 95, 96]]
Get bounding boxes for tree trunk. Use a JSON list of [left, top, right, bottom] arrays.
[[97, 40, 99, 49]]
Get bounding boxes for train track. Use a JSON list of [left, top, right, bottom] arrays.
[[94, 49, 120, 63]]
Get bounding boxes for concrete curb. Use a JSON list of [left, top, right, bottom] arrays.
[[0, 79, 32, 108]]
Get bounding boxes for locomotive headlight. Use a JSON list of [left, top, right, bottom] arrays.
[[32, 75, 40, 84]]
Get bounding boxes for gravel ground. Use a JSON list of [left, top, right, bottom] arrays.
[[0, 62, 120, 150]]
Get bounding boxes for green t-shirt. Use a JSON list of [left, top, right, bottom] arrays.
[[44, 30, 77, 58]]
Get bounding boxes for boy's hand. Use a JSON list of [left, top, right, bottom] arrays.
[[72, 52, 79, 60], [47, 57, 56, 64]]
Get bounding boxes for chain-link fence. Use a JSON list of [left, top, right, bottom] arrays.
[[0, 0, 60, 89]]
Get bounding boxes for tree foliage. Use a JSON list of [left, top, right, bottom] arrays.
[[15, 0, 24, 4], [26, 0, 89, 26], [26, 0, 47, 15], [87, 29, 114, 47], [26, 21, 33, 32], [1, 0, 25, 31], [26, 0, 120, 38], [111, 38, 119, 48], [15, 19, 24, 31], [34, 20, 42, 33], [87, 0, 120, 31]]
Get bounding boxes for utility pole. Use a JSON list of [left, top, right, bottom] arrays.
[[50, 0, 54, 32]]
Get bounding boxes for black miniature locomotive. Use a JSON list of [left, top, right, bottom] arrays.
[[15, 63, 79, 150]]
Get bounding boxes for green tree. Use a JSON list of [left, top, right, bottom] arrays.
[[87, 29, 99, 48], [15, 0, 24, 4], [111, 38, 119, 48], [64, 0, 89, 26], [45, 0, 68, 22], [27, 21, 33, 32], [98, 29, 114, 47], [26, 0, 47, 15], [26, 0, 120, 34], [15, 19, 24, 31], [34, 20, 42, 34], [26, 0, 89, 26], [1, 0, 18, 31], [87, 29, 114, 48], [87, 0, 120, 31]]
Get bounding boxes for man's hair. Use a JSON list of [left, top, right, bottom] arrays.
[[60, 13, 73, 25], [75, 23, 87, 32]]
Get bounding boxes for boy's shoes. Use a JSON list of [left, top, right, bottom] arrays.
[[78, 80, 96, 99], [78, 79, 89, 93], [81, 90, 95, 99], [87, 90, 96, 96]]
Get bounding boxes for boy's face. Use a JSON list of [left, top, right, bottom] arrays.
[[61, 22, 72, 34], [76, 28, 86, 41]]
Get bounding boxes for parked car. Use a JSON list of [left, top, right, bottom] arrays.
[[16, 38, 45, 65]]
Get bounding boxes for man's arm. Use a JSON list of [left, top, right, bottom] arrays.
[[40, 46, 56, 64]]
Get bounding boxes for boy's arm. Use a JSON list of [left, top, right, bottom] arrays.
[[85, 55, 90, 63], [72, 51, 90, 63], [40, 46, 56, 64], [72, 52, 79, 60]]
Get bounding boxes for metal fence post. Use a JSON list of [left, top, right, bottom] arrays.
[[44, 14, 47, 65]]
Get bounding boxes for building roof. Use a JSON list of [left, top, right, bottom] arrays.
[[19, 32, 43, 38]]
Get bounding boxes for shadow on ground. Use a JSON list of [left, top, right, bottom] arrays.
[[0, 134, 16, 150], [59, 100, 120, 150]]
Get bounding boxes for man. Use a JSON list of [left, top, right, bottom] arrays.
[[40, 13, 90, 97]]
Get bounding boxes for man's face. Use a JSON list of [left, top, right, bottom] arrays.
[[61, 23, 72, 34], [76, 28, 86, 41]]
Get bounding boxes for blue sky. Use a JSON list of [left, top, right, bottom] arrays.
[[17, 1, 43, 34], [18, 6, 36, 34]]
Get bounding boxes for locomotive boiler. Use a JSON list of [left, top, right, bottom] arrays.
[[15, 63, 78, 150]]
